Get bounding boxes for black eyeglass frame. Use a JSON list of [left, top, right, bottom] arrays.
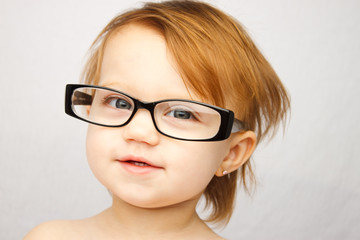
[[65, 84, 246, 142]]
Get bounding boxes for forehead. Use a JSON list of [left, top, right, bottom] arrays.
[[101, 24, 169, 80], [99, 24, 197, 101]]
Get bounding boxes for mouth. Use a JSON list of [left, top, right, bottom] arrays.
[[117, 156, 162, 174], [124, 160, 152, 167]]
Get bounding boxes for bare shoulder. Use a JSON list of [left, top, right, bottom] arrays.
[[208, 234, 227, 240], [23, 219, 89, 240]]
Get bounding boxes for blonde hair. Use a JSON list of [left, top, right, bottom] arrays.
[[82, 0, 290, 225]]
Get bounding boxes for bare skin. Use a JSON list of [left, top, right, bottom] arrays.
[[24, 195, 225, 240]]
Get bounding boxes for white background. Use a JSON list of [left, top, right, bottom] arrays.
[[1, 0, 359, 239]]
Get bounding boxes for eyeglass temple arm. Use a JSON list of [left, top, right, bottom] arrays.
[[231, 119, 246, 133], [73, 91, 93, 105]]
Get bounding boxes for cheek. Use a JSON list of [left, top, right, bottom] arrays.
[[166, 142, 228, 193], [186, 142, 228, 170], [85, 126, 111, 182], [86, 126, 101, 164]]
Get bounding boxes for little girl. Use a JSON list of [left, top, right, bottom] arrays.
[[25, 1, 289, 239]]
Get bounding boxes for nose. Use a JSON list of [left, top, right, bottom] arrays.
[[121, 109, 160, 145]]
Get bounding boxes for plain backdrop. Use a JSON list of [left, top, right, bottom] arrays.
[[1, 0, 359, 239]]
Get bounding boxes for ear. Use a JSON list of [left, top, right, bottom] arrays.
[[215, 131, 257, 177]]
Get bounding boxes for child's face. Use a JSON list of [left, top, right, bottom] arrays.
[[86, 24, 231, 208]]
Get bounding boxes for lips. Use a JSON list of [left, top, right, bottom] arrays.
[[118, 155, 159, 167], [127, 160, 151, 167], [117, 155, 162, 174]]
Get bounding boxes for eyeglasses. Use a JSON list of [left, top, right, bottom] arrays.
[[65, 84, 246, 141]]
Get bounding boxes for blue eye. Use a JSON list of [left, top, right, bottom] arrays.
[[167, 109, 195, 120], [108, 98, 132, 110]]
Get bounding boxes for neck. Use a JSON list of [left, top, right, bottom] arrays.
[[97, 195, 217, 239]]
